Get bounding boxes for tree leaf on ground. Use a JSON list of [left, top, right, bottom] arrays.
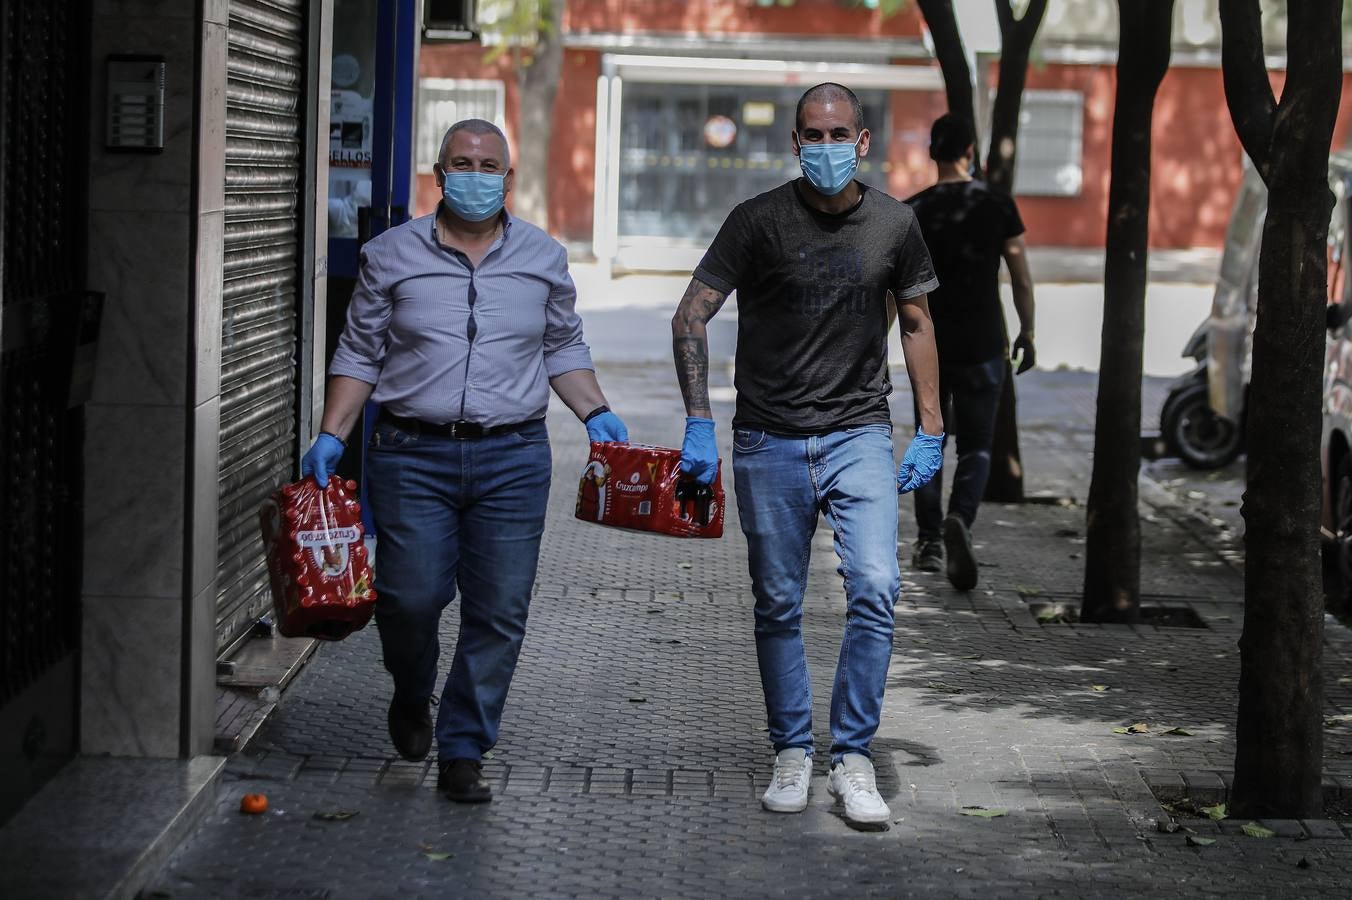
[[676, 562, 693, 570], [628, 697, 646, 703], [1200, 803, 1227, 821], [926, 681, 965, 693], [1113, 722, 1149, 735], [313, 810, 359, 821], [1091, 685, 1109, 692], [959, 806, 1008, 818], [423, 851, 454, 861], [1186, 835, 1217, 847], [1162, 726, 1194, 736], [483, 750, 495, 760], [1241, 822, 1276, 838]]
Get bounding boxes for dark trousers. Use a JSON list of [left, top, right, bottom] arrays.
[[365, 418, 552, 761], [914, 357, 1007, 542]]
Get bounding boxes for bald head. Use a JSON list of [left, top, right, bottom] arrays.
[[438, 118, 510, 169], [796, 83, 863, 133]]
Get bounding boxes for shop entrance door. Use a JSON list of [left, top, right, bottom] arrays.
[[0, 0, 92, 824]]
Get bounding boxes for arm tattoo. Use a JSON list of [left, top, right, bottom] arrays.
[[672, 279, 728, 419]]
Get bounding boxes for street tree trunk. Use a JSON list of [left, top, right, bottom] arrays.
[[917, 0, 982, 174], [1080, 0, 1174, 625], [984, 0, 1048, 194], [983, 0, 1047, 503], [1221, 0, 1342, 819], [514, 0, 564, 228]]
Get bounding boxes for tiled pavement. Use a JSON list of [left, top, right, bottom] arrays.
[[147, 368, 1352, 898]]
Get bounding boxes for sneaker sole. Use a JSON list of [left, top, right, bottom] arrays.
[[942, 518, 978, 591], [826, 781, 891, 824], [761, 794, 809, 813]]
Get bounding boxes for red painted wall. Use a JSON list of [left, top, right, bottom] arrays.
[[1013, 62, 1352, 250], [547, 50, 602, 241], [565, 0, 923, 38]]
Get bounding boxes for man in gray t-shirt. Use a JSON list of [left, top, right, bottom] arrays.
[[671, 83, 945, 827]]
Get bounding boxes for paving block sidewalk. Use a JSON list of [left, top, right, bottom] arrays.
[[149, 369, 1352, 898]]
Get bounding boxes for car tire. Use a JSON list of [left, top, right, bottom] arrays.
[[1161, 381, 1244, 470]]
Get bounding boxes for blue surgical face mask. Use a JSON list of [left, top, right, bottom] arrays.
[[440, 170, 506, 222], [797, 135, 861, 196]]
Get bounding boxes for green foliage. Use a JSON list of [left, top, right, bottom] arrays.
[[479, 0, 554, 66]]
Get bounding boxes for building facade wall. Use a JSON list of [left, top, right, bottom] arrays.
[[563, 0, 923, 39], [417, 2, 1352, 255]]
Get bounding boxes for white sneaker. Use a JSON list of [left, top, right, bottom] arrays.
[[827, 753, 891, 825], [761, 748, 812, 813]]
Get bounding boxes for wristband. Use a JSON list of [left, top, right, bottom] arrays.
[[320, 430, 347, 447], [583, 405, 610, 423]]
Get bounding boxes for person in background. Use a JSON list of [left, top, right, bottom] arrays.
[[906, 113, 1036, 591], [301, 119, 627, 804], [671, 83, 944, 826]]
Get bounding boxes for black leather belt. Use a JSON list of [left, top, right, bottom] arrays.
[[377, 412, 541, 440]]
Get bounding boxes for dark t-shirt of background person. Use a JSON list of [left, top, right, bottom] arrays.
[[906, 179, 1025, 366], [694, 180, 938, 435]]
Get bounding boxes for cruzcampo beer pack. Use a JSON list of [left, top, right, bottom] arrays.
[[259, 476, 376, 640], [575, 441, 724, 539]]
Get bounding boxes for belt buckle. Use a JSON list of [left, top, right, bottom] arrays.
[[450, 420, 483, 440]]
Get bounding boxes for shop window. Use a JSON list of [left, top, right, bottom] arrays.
[[416, 78, 506, 168], [1010, 90, 1083, 198]]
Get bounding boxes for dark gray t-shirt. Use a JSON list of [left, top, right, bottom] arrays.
[[694, 179, 938, 434]]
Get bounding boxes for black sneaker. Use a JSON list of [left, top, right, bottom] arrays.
[[911, 539, 944, 573], [942, 515, 978, 591], [387, 697, 433, 761], [438, 758, 491, 803]]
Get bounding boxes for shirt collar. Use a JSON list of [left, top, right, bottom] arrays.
[[426, 206, 514, 246]]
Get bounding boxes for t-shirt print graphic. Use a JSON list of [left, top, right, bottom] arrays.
[[791, 242, 870, 317]]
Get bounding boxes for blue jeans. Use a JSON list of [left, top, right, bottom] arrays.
[[732, 424, 901, 762], [914, 357, 1007, 541], [365, 418, 551, 761]]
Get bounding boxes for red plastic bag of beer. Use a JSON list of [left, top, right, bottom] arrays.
[[258, 476, 376, 640], [575, 441, 724, 538]]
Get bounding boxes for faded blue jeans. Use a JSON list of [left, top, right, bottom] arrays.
[[365, 418, 551, 762], [732, 424, 901, 762], [914, 357, 1007, 541]]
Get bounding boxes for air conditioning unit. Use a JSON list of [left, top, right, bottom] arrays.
[[424, 0, 477, 41]]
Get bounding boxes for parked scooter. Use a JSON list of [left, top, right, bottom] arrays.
[[1157, 321, 1245, 469]]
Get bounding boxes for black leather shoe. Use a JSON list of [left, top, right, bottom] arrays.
[[943, 514, 979, 591], [387, 698, 433, 761], [438, 758, 491, 803]]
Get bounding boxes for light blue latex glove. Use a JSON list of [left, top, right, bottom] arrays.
[[301, 432, 345, 486], [680, 416, 719, 485], [896, 430, 945, 495], [585, 410, 629, 443]]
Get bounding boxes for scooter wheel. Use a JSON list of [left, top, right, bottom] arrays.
[[1161, 381, 1244, 470]]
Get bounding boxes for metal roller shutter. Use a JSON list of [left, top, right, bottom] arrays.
[[216, 0, 304, 653]]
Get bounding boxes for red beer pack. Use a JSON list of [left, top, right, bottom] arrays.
[[258, 476, 377, 640], [574, 441, 724, 539]]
